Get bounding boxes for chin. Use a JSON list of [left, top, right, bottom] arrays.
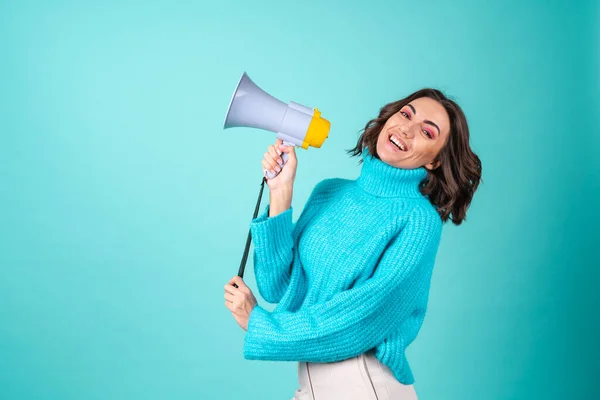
[[378, 151, 402, 168], [375, 144, 398, 164], [378, 149, 419, 170]]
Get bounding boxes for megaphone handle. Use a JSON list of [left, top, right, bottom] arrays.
[[264, 140, 294, 179]]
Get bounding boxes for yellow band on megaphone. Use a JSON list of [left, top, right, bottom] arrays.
[[301, 108, 330, 149]]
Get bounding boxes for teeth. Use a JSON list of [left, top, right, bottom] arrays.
[[389, 135, 405, 151]]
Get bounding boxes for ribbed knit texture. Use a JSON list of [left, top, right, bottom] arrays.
[[244, 148, 443, 384]]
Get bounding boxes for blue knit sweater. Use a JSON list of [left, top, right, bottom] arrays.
[[243, 148, 443, 384]]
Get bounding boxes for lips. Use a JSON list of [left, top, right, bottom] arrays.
[[388, 132, 408, 152]]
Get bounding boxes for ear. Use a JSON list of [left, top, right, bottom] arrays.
[[424, 159, 441, 170]]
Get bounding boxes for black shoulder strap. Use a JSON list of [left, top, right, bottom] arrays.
[[233, 176, 267, 288]]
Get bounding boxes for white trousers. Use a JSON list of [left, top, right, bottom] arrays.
[[291, 349, 418, 400]]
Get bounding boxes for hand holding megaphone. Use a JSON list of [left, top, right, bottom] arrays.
[[262, 139, 297, 188]]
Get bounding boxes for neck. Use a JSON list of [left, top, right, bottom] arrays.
[[355, 148, 428, 198]]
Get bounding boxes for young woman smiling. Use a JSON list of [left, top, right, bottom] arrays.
[[225, 88, 482, 399]]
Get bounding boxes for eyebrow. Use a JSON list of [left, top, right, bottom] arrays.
[[406, 103, 440, 137]]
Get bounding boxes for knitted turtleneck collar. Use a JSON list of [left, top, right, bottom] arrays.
[[355, 148, 428, 198]]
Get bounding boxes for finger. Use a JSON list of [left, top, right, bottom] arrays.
[[263, 151, 276, 170], [263, 158, 281, 175], [224, 292, 235, 302], [264, 151, 281, 171], [229, 276, 246, 288], [279, 143, 296, 154], [275, 138, 283, 147], [268, 145, 283, 166], [269, 144, 282, 157], [224, 281, 240, 295], [224, 282, 240, 295], [230, 276, 250, 294], [262, 159, 278, 176], [224, 285, 236, 295]]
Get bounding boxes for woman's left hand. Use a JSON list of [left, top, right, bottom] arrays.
[[224, 276, 257, 331]]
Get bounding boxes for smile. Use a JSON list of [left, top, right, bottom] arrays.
[[388, 133, 408, 152]]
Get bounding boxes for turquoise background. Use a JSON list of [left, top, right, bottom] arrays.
[[1, 0, 598, 399]]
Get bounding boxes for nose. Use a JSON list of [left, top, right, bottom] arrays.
[[400, 125, 416, 139]]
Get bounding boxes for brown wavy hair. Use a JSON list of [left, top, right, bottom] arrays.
[[347, 88, 482, 226]]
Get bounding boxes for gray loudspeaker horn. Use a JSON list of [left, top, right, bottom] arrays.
[[223, 72, 288, 133]]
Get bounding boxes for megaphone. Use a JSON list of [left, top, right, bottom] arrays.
[[223, 72, 330, 179]]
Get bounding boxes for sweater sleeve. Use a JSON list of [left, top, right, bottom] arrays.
[[249, 180, 330, 304], [249, 204, 295, 304], [243, 206, 442, 362]]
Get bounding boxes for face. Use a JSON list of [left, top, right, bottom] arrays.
[[375, 97, 451, 170]]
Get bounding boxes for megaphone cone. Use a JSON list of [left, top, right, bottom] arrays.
[[223, 72, 288, 132]]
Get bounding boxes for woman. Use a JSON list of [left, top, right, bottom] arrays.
[[224, 88, 482, 399]]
